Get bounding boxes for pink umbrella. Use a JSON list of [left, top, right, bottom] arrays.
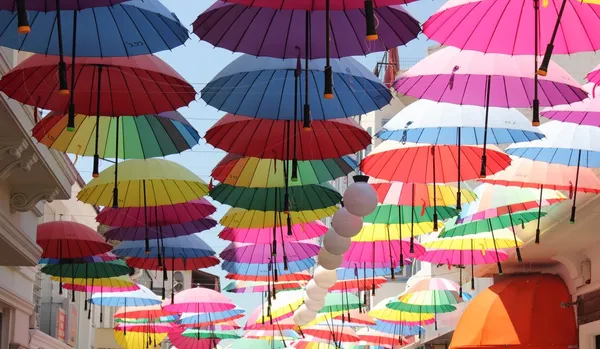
[[168, 329, 218, 349], [162, 287, 236, 313], [220, 241, 320, 264], [587, 65, 600, 85], [419, 249, 509, 266], [219, 221, 328, 243], [541, 84, 600, 126], [423, 0, 600, 72], [344, 240, 426, 263]]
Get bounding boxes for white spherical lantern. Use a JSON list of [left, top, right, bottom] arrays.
[[343, 175, 378, 217], [305, 280, 328, 300], [313, 266, 337, 289], [296, 304, 317, 323], [323, 229, 351, 256], [331, 207, 363, 238], [293, 309, 311, 326], [318, 248, 343, 270], [304, 296, 325, 312]]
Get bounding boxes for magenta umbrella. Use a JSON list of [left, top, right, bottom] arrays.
[[344, 240, 426, 263], [220, 241, 320, 264], [218, 0, 415, 9], [104, 219, 218, 241], [97, 199, 216, 227], [162, 287, 237, 313], [587, 65, 600, 85], [393, 46, 585, 176], [218, 221, 328, 243], [168, 329, 218, 349], [541, 84, 600, 126]]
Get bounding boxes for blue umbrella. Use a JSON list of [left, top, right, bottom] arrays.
[[201, 54, 392, 121], [178, 308, 245, 325], [371, 320, 424, 336], [221, 258, 316, 276], [112, 235, 216, 259], [506, 121, 600, 223], [0, 0, 188, 57], [89, 284, 161, 326]]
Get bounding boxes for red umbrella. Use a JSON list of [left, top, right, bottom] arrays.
[[97, 199, 216, 227], [205, 114, 371, 160], [0, 54, 195, 116], [167, 329, 218, 349], [37, 221, 112, 293]]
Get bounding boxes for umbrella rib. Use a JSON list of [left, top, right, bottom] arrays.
[[247, 8, 276, 57]]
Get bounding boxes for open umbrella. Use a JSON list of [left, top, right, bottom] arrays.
[[39, 252, 118, 264], [302, 326, 359, 345], [168, 329, 219, 349], [541, 84, 600, 126], [371, 181, 477, 210], [182, 329, 241, 340], [586, 64, 600, 85], [356, 328, 407, 347], [212, 155, 357, 188], [369, 297, 435, 326], [330, 268, 387, 292], [205, 115, 371, 160], [221, 242, 320, 264], [506, 121, 600, 223], [90, 284, 161, 325], [59, 275, 138, 292], [219, 221, 328, 243], [114, 305, 174, 320], [178, 309, 246, 326], [104, 219, 217, 241], [220, 207, 338, 229], [97, 199, 216, 227], [221, 258, 316, 276], [163, 286, 237, 313], [370, 320, 423, 336], [194, 2, 419, 59], [201, 55, 391, 121], [114, 328, 168, 349], [225, 280, 305, 294], [226, 272, 312, 282]]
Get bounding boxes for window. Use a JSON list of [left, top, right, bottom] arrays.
[[595, 335, 600, 349]]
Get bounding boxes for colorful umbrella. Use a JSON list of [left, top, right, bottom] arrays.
[[243, 329, 298, 340], [40, 259, 130, 279], [114, 328, 168, 349], [90, 284, 161, 307], [302, 326, 359, 344], [221, 258, 316, 276], [114, 305, 174, 320], [541, 84, 600, 126], [39, 252, 118, 264], [163, 286, 237, 313], [371, 181, 476, 209], [210, 183, 341, 211], [0, 0, 127, 10], [219, 221, 328, 243], [178, 309, 246, 325], [356, 328, 407, 347], [220, 242, 320, 264], [115, 323, 174, 333], [226, 272, 312, 282], [97, 199, 216, 227], [201, 55, 391, 120], [392, 45, 584, 134], [369, 297, 436, 326], [370, 320, 423, 336], [364, 205, 454, 226], [182, 329, 241, 340], [59, 276, 138, 291], [33, 111, 199, 158], [168, 329, 220, 349], [426, 230, 523, 276], [194, 2, 419, 58], [78, 159, 208, 208], [291, 341, 337, 349], [228, 339, 285, 349], [587, 64, 600, 85], [225, 280, 304, 294], [37, 221, 112, 259], [125, 256, 220, 271], [507, 121, 600, 223], [216, 0, 415, 9], [212, 154, 357, 188], [220, 207, 337, 229], [113, 235, 216, 259], [245, 307, 299, 331], [104, 219, 217, 241], [205, 115, 371, 160]]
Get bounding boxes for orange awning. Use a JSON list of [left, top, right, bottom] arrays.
[[450, 274, 576, 349]]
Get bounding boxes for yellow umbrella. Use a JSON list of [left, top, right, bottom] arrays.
[[258, 290, 304, 323], [114, 328, 168, 349], [52, 275, 137, 288], [369, 297, 435, 324], [221, 207, 337, 229], [422, 229, 523, 250], [352, 222, 438, 242], [78, 159, 208, 207]]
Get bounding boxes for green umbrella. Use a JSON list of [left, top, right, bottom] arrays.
[[364, 204, 458, 224], [212, 155, 357, 188], [209, 183, 341, 211], [320, 293, 361, 313], [40, 259, 130, 279], [440, 209, 546, 239], [228, 339, 286, 349], [181, 329, 240, 340]]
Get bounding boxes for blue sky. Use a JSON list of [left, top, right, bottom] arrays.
[[74, 0, 445, 321]]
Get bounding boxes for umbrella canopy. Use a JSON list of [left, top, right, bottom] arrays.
[[0, 0, 188, 57], [37, 221, 112, 259], [193, 2, 419, 59], [209, 183, 341, 211], [344, 240, 426, 264], [182, 329, 240, 340], [225, 280, 305, 293], [361, 141, 512, 183], [393, 47, 585, 107], [244, 329, 298, 340], [426, 229, 524, 250], [228, 339, 285, 349], [0, 54, 195, 116], [201, 55, 391, 120], [541, 84, 600, 126], [215, 0, 415, 9], [90, 284, 161, 307], [226, 272, 312, 282], [479, 157, 600, 193], [113, 235, 216, 259], [168, 330, 219, 349], [178, 309, 246, 325], [423, 0, 600, 55], [39, 252, 118, 264], [59, 276, 138, 290], [257, 290, 304, 321], [419, 247, 509, 265], [354, 223, 436, 243], [97, 199, 216, 227], [104, 219, 218, 241], [370, 321, 423, 336], [163, 286, 237, 313], [114, 305, 173, 319], [221, 258, 316, 276], [40, 259, 130, 279], [219, 221, 328, 243], [205, 115, 371, 160], [78, 159, 209, 207], [377, 99, 544, 144], [302, 326, 359, 343], [364, 205, 456, 225], [220, 207, 338, 229], [371, 182, 477, 207], [441, 211, 543, 238], [291, 341, 337, 349], [245, 307, 297, 331], [587, 64, 600, 85], [127, 256, 220, 271], [114, 329, 168, 349], [33, 111, 200, 159], [507, 121, 600, 167], [0, 0, 127, 10], [330, 275, 387, 292], [220, 241, 320, 264], [212, 154, 357, 188], [356, 328, 408, 347]]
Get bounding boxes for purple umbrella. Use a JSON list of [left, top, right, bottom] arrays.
[[219, 241, 320, 264], [104, 218, 218, 241], [541, 84, 600, 126], [193, 1, 420, 59]]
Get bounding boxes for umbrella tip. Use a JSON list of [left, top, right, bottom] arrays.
[[532, 121, 541, 126], [18, 26, 30, 34]]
